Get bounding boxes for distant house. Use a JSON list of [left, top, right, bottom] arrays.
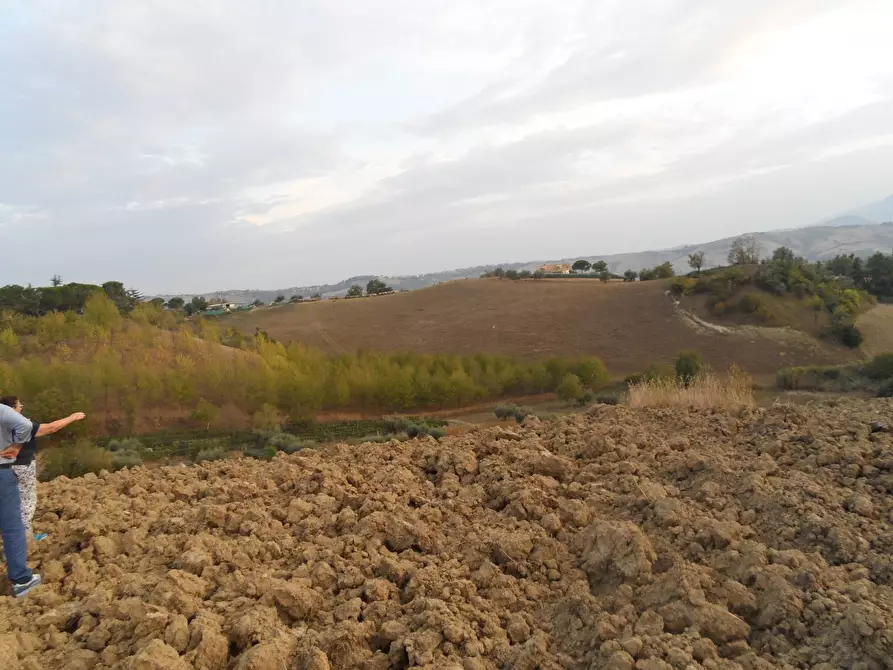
[[205, 302, 239, 312], [538, 263, 571, 274]]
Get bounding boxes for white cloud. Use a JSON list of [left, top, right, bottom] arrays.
[[1, 0, 892, 292]]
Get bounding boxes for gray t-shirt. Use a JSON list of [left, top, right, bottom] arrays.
[[0, 403, 33, 464]]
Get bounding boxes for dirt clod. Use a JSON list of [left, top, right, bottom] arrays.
[[3, 399, 893, 669]]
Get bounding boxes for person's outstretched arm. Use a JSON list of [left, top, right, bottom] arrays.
[[35, 412, 86, 437]]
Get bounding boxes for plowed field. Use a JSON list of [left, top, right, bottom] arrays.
[[2, 399, 893, 669]]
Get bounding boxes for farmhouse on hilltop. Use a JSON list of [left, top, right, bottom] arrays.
[[538, 263, 571, 274]]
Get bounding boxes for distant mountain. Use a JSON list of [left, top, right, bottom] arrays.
[[816, 193, 893, 227], [157, 195, 893, 303]]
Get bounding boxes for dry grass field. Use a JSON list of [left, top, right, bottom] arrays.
[[220, 278, 860, 377], [857, 303, 893, 357]]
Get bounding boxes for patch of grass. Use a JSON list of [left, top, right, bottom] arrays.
[[39, 441, 114, 481], [627, 366, 754, 410]]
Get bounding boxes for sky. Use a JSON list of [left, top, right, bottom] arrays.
[[1, 0, 892, 294]]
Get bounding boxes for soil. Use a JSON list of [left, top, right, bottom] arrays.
[[3, 398, 893, 669], [219, 279, 857, 376]]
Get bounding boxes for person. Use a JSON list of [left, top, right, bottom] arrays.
[[0, 396, 86, 544], [0, 401, 40, 597]]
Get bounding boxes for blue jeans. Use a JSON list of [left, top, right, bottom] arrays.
[[0, 468, 31, 584]]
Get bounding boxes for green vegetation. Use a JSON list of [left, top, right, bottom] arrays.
[[0, 293, 612, 436], [688, 251, 706, 275], [0, 279, 141, 316], [366, 278, 393, 295], [346, 285, 363, 297], [639, 262, 675, 281], [675, 351, 704, 384], [777, 353, 893, 396]]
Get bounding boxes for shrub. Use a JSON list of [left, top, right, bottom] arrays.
[[245, 445, 277, 461], [107, 437, 143, 453], [194, 448, 227, 463], [578, 390, 594, 406], [877, 380, 893, 398], [595, 393, 620, 406], [267, 432, 307, 454], [252, 404, 283, 432], [737, 294, 763, 314], [513, 407, 534, 424], [556, 373, 585, 402], [670, 277, 697, 296], [865, 353, 893, 380], [709, 300, 726, 316], [111, 449, 143, 470], [836, 323, 863, 348], [675, 351, 704, 383], [494, 405, 518, 421], [39, 441, 114, 481], [428, 427, 447, 439]]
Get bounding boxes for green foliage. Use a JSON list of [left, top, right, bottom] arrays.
[[194, 448, 227, 463], [595, 393, 620, 405], [556, 373, 585, 402], [191, 399, 219, 429], [835, 323, 863, 348], [107, 437, 143, 453], [625, 362, 675, 385], [39, 441, 114, 481], [252, 404, 283, 432], [494, 405, 517, 421], [623, 270, 638, 282], [877, 380, 893, 398], [572, 357, 609, 389], [166, 297, 185, 309], [639, 262, 674, 281], [366, 278, 393, 295], [670, 277, 697, 296], [865, 353, 893, 380], [346, 285, 363, 297], [675, 351, 703, 383], [572, 260, 591, 272], [245, 445, 277, 461], [111, 449, 143, 470], [513, 407, 534, 424]]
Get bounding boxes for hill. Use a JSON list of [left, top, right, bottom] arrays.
[[220, 278, 859, 377], [3, 400, 892, 668]]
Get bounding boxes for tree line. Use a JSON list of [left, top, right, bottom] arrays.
[[0, 278, 143, 316], [0, 293, 610, 436]]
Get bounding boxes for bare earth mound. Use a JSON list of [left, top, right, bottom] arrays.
[[221, 279, 852, 376], [3, 400, 893, 669]]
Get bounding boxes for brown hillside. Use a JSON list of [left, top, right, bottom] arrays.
[[221, 279, 855, 376]]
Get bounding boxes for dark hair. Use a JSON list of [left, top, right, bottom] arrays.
[[0, 396, 18, 408]]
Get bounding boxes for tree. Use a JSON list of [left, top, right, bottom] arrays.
[[688, 252, 706, 275], [191, 399, 219, 430], [366, 278, 392, 295], [727, 235, 761, 265], [771, 246, 795, 265], [289, 295, 302, 303], [346, 285, 363, 297], [519, 270, 532, 279], [591, 260, 608, 273], [655, 262, 675, 279], [166, 297, 185, 309], [493, 267, 506, 279], [572, 260, 591, 273], [623, 270, 638, 282], [556, 373, 585, 403], [533, 269, 546, 280], [252, 299, 264, 306], [599, 270, 610, 283], [505, 269, 520, 280], [311, 293, 322, 300], [190, 296, 209, 313], [675, 351, 703, 384], [51, 275, 63, 287], [274, 295, 285, 304], [149, 297, 165, 308]]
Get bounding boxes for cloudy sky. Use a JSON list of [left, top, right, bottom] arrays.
[[2, 0, 892, 294]]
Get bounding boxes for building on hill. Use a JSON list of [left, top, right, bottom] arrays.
[[538, 263, 571, 274], [206, 301, 239, 311]]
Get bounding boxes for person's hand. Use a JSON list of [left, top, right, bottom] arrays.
[[70, 412, 86, 421], [0, 445, 22, 459]]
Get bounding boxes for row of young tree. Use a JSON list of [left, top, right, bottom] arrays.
[[0, 293, 611, 435]]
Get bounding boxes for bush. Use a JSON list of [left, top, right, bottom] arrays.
[[595, 393, 620, 405], [556, 373, 585, 402], [737, 294, 763, 314], [428, 427, 447, 439], [572, 357, 609, 388], [267, 432, 307, 453], [245, 445, 277, 461], [578, 390, 594, 406], [675, 351, 704, 383], [252, 404, 283, 432], [111, 449, 143, 470], [194, 448, 227, 463], [709, 300, 726, 316], [494, 405, 518, 421], [836, 323, 863, 348], [513, 407, 534, 424], [877, 380, 893, 398], [669, 277, 697, 296], [39, 441, 114, 481], [107, 437, 143, 453], [865, 353, 893, 380]]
